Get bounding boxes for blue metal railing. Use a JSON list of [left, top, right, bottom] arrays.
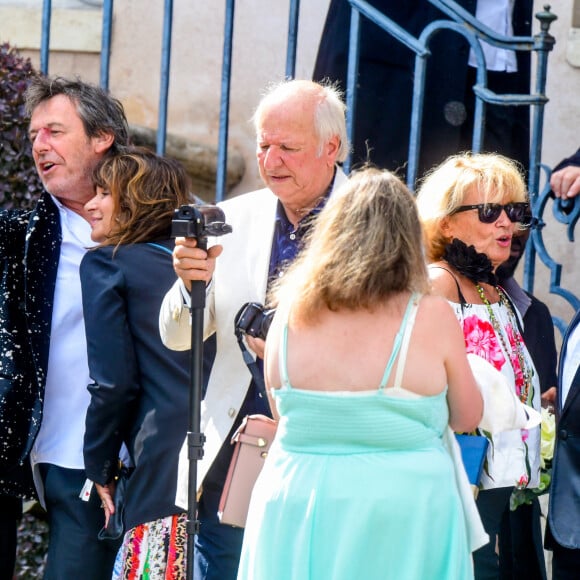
[[330, 0, 579, 333], [36, 0, 579, 328], [40, 0, 52, 74], [215, 0, 236, 204], [99, 0, 113, 89], [156, 0, 174, 156]]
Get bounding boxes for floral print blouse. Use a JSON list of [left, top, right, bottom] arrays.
[[450, 299, 541, 490]]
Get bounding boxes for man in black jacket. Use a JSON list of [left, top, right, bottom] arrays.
[[313, 0, 533, 181], [545, 309, 580, 579], [0, 75, 129, 579], [496, 230, 558, 580]]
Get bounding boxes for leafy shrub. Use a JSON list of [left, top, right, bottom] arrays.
[[15, 509, 48, 579], [0, 42, 44, 209]]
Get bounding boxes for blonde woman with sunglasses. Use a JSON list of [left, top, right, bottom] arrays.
[[417, 152, 542, 580]]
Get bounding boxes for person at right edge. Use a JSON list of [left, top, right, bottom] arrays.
[[543, 148, 580, 578], [417, 152, 542, 580], [544, 304, 580, 579], [549, 146, 580, 200], [313, 0, 532, 178], [496, 227, 558, 580], [159, 79, 349, 580]]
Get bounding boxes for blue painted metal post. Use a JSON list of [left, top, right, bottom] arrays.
[[157, 0, 174, 156], [285, 0, 300, 79], [345, 0, 430, 179], [344, 6, 361, 176], [409, 20, 488, 190], [215, 0, 235, 203], [40, 0, 52, 74], [100, 0, 114, 89], [407, 54, 428, 191], [523, 6, 558, 294]]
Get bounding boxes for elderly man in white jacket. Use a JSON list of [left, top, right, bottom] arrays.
[[159, 79, 349, 580]]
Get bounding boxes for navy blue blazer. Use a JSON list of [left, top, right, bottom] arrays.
[[547, 309, 580, 549], [81, 240, 190, 529], [0, 193, 60, 498]]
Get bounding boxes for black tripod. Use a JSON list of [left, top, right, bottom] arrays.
[[171, 204, 232, 580]]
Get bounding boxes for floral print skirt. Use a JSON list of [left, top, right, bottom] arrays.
[[112, 512, 187, 579]]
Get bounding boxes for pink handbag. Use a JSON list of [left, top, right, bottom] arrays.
[[218, 414, 278, 528]]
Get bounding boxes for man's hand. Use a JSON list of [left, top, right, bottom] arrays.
[[550, 165, 580, 199], [246, 335, 266, 360], [173, 237, 223, 291], [541, 386, 557, 413]]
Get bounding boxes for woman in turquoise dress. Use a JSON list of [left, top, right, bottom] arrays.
[[237, 167, 488, 580]]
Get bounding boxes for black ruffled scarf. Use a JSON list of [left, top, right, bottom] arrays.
[[442, 239, 497, 286]]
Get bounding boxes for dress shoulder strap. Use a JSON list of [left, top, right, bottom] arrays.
[[392, 294, 421, 389], [429, 265, 467, 306], [378, 293, 421, 391], [279, 320, 292, 389]]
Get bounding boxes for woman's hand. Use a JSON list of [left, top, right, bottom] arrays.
[[96, 481, 117, 528]]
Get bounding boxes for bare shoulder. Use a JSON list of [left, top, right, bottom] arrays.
[[417, 294, 456, 321], [416, 294, 462, 336], [263, 309, 285, 390], [427, 263, 460, 301]]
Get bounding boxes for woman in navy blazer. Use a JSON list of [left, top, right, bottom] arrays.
[[81, 148, 191, 577]]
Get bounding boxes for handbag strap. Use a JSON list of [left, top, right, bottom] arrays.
[[498, 285, 525, 338]]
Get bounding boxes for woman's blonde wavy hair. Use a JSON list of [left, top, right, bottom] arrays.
[[269, 166, 430, 325], [416, 152, 528, 262]]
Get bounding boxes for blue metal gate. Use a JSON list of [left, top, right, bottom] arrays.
[[36, 0, 579, 331]]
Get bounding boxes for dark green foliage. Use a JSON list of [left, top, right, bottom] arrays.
[[16, 507, 48, 579], [0, 42, 44, 209]]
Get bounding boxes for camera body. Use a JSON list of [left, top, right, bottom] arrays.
[[171, 204, 232, 240], [235, 302, 275, 341]]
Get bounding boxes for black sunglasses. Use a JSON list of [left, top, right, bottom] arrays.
[[450, 202, 531, 225]]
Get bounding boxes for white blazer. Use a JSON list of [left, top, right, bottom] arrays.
[[160, 170, 348, 508]]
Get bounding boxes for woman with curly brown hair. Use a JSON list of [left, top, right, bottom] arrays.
[[81, 147, 192, 578]]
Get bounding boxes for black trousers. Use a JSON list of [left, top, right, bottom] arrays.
[[473, 487, 514, 580], [551, 542, 580, 579], [39, 463, 119, 580], [193, 487, 244, 580], [0, 495, 21, 580], [499, 499, 546, 579]]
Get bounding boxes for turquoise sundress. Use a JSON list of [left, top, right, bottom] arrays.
[[237, 295, 475, 580]]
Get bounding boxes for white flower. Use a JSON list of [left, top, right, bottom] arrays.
[[540, 408, 555, 468]]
